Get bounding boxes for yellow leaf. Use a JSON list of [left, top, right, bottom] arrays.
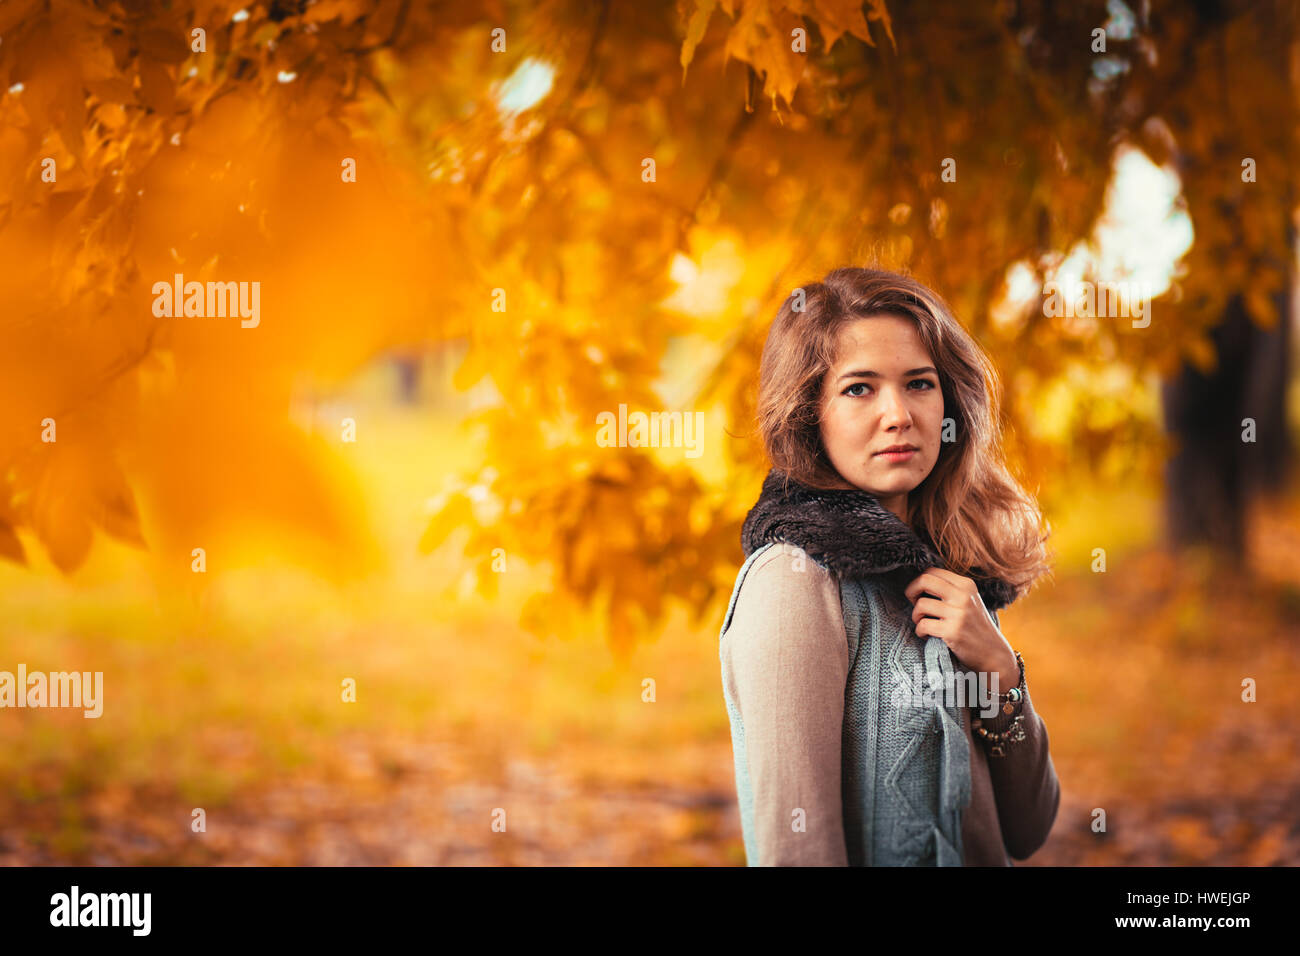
[[724, 5, 805, 108], [680, 0, 718, 76], [27, 435, 101, 573], [812, 0, 876, 51], [452, 346, 489, 391], [1244, 288, 1279, 330], [251, 23, 282, 47], [94, 462, 146, 548], [32, 486, 94, 574], [419, 494, 472, 553], [865, 0, 896, 51]]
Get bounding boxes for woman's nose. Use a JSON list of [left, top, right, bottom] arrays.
[[880, 387, 913, 427]]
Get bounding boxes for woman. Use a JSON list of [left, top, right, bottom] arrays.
[[718, 266, 1060, 866]]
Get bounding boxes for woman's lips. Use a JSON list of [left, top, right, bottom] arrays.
[[875, 449, 917, 462]]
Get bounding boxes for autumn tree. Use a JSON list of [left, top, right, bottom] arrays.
[[1, 0, 1294, 652], [1112, 0, 1296, 560]]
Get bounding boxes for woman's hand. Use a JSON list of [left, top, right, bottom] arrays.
[[904, 567, 1018, 693]]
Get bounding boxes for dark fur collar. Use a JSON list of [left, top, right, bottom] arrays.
[[740, 469, 1019, 612]]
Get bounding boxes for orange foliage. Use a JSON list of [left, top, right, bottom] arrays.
[[1, 0, 1295, 649]]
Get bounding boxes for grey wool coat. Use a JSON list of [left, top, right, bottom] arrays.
[[719, 469, 1060, 866]]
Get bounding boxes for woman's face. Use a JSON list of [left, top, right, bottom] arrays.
[[818, 314, 945, 521]]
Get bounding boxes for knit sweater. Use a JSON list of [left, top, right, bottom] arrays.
[[718, 470, 1060, 866]]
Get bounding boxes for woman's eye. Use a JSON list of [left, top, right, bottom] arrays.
[[842, 379, 936, 397]]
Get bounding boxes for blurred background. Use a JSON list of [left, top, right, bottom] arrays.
[[1, 0, 1298, 865]]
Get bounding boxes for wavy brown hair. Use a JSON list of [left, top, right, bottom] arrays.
[[755, 265, 1053, 595]]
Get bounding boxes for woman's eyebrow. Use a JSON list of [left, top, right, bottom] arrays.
[[836, 366, 937, 381]]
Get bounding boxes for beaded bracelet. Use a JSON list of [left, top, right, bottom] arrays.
[[995, 651, 1026, 716], [971, 651, 1028, 757], [972, 713, 1027, 757]]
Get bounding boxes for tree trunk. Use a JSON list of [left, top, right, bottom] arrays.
[[1160, 282, 1292, 561]]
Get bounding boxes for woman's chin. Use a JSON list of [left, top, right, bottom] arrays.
[[855, 470, 919, 492], [842, 480, 910, 497]]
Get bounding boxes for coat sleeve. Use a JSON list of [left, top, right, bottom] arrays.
[[720, 548, 850, 865], [976, 609, 1061, 860]]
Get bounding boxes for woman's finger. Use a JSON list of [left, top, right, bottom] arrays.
[[904, 570, 955, 604], [910, 595, 948, 624]]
